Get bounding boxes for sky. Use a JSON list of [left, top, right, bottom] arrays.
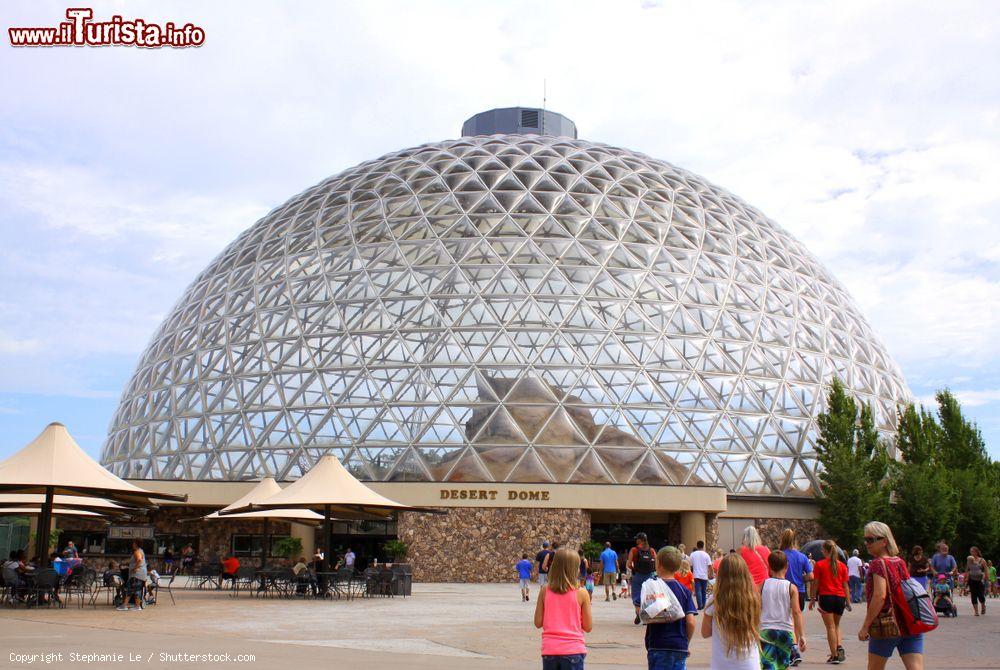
[[0, 0, 998, 461]]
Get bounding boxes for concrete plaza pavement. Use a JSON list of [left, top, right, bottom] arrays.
[[1, 582, 997, 669]]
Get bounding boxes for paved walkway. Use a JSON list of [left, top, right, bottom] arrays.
[[2, 583, 997, 668]]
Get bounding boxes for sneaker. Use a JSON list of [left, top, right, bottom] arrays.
[[633, 614, 641, 625], [116, 605, 130, 611], [790, 657, 802, 667], [837, 646, 846, 663], [612, 593, 617, 601]]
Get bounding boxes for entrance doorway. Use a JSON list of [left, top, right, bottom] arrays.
[[589, 511, 680, 560], [590, 522, 670, 555]]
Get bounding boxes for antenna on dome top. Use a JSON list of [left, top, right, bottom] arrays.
[[542, 79, 547, 136]]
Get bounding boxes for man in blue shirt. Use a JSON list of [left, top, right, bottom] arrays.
[[599, 541, 619, 602], [931, 541, 958, 587], [645, 546, 697, 669], [515, 553, 533, 602]]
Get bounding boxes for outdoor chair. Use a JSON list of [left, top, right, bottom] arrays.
[[0, 571, 13, 607], [89, 571, 116, 607], [1, 566, 29, 607], [364, 567, 393, 598], [63, 567, 97, 609], [29, 568, 63, 608], [231, 566, 256, 596], [154, 572, 176, 605], [390, 565, 408, 598], [333, 568, 361, 600], [293, 568, 318, 598], [269, 568, 296, 598]]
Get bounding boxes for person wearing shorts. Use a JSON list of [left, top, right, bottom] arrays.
[[598, 542, 619, 601], [810, 540, 850, 664], [858, 521, 925, 669], [626, 533, 656, 625], [535, 541, 553, 587], [516, 553, 534, 602], [867, 634, 924, 660]]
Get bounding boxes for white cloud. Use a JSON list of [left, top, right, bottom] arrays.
[[0, 332, 42, 355], [950, 390, 1000, 408], [0, 0, 997, 450]]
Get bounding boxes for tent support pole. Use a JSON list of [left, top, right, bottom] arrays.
[[262, 517, 270, 568], [35, 486, 54, 567], [324, 505, 332, 571]]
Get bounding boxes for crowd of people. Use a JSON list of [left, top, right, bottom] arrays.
[[518, 523, 996, 670]]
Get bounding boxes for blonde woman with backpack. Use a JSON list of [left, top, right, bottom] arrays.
[[857, 521, 924, 670]]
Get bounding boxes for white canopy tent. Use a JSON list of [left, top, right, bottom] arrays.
[[220, 455, 442, 565], [0, 423, 186, 565], [197, 478, 322, 566]]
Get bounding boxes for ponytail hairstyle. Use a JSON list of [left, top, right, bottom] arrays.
[[823, 539, 839, 578]]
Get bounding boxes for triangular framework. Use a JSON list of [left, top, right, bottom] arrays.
[[102, 134, 910, 496]]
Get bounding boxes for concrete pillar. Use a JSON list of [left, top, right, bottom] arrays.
[[289, 522, 314, 561], [705, 513, 719, 553], [680, 511, 707, 552]]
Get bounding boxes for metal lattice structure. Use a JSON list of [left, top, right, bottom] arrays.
[[102, 133, 909, 495]]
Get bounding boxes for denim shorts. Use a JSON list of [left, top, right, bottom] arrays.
[[868, 634, 924, 658], [541, 653, 585, 670], [647, 649, 688, 669], [631, 572, 652, 606]]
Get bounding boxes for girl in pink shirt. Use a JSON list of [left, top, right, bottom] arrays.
[[534, 547, 593, 669]]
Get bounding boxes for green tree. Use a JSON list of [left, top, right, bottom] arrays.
[[888, 393, 999, 558], [949, 469, 999, 559], [936, 390, 987, 470], [815, 379, 888, 550], [888, 460, 958, 551], [581, 539, 604, 563], [935, 390, 998, 557], [894, 404, 940, 466]]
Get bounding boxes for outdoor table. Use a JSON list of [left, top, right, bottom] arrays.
[[317, 571, 364, 600]]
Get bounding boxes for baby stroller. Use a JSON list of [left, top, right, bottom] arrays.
[[933, 574, 958, 617]]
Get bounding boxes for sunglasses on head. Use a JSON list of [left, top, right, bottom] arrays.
[[864, 536, 883, 543]]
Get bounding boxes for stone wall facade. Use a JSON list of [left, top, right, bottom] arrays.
[[754, 517, 825, 548], [398, 507, 591, 582]]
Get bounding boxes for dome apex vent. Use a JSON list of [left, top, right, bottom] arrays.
[[461, 107, 576, 138]]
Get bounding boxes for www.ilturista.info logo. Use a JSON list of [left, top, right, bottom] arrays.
[[9, 8, 205, 48]]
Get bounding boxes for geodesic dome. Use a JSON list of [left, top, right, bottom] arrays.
[[101, 130, 910, 496]]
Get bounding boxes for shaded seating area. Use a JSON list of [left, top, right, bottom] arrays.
[[1, 428, 435, 609]]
